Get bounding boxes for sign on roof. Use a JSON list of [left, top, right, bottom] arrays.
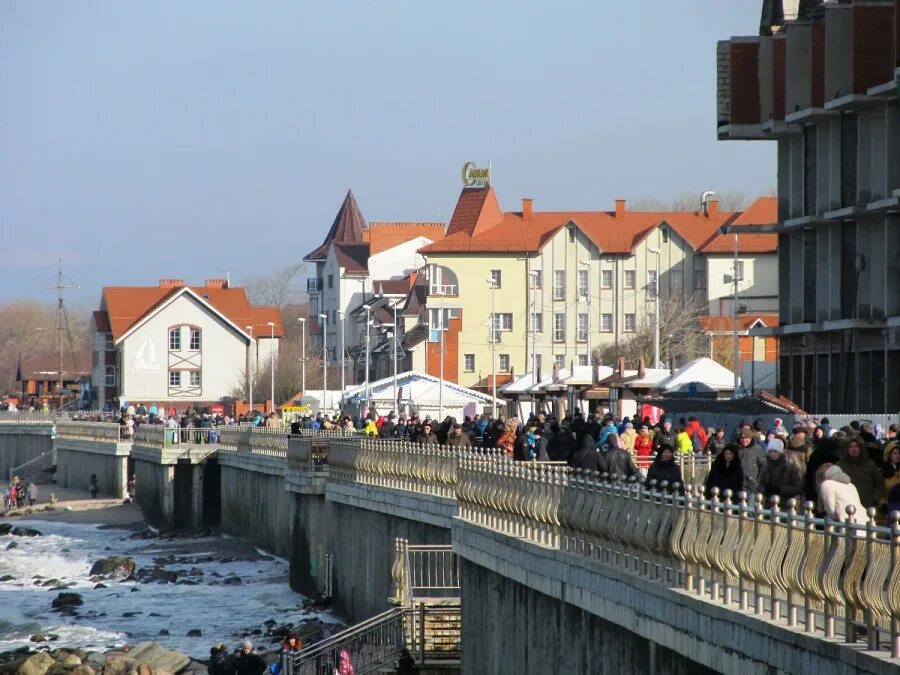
[[461, 161, 490, 188]]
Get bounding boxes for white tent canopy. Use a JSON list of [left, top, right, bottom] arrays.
[[656, 357, 739, 392]]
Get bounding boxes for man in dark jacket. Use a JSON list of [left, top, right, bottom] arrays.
[[417, 422, 439, 446], [737, 428, 766, 494], [652, 418, 676, 453], [572, 434, 600, 472], [445, 423, 473, 449], [601, 444, 638, 480], [646, 444, 682, 491], [233, 642, 266, 675], [380, 413, 397, 439], [757, 439, 803, 507]]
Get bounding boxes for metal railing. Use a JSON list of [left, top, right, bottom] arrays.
[[391, 539, 459, 605], [288, 603, 461, 675], [133, 425, 220, 448], [8, 451, 55, 483], [54, 421, 127, 442], [456, 454, 900, 659], [217, 426, 287, 456]]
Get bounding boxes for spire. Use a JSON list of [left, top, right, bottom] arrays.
[[304, 189, 369, 260]]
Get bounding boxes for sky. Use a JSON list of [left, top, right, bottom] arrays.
[[0, 1, 773, 305]]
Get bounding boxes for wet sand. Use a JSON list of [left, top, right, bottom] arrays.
[[2, 487, 144, 527]]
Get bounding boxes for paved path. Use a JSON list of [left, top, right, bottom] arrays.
[[1, 486, 144, 526]]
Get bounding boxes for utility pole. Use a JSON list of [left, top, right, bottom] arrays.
[[392, 305, 399, 412], [732, 233, 740, 397], [246, 326, 254, 415], [648, 248, 661, 368], [267, 321, 276, 413], [364, 305, 371, 412], [579, 260, 594, 369], [439, 296, 445, 420], [319, 314, 328, 413], [339, 310, 346, 412], [488, 277, 498, 418], [298, 318, 306, 394]]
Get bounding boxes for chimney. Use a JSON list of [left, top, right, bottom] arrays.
[[706, 199, 719, 217], [159, 279, 185, 288], [615, 199, 626, 217], [522, 198, 533, 220], [616, 356, 625, 379], [638, 356, 646, 379], [205, 278, 228, 289]]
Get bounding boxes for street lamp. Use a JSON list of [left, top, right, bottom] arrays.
[[297, 318, 306, 395], [647, 248, 661, 369], [267, 321, 276, 413], [578, 260, 595, 368], [245, 325, 254, 417], [486, 277, 498, 418], [318, 313, 328, 414]]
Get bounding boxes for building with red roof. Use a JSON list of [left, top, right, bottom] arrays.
[[91, 279, 283, 410]]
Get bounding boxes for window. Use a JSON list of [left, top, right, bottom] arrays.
[[490, 269, 502, 288], [694, 270, 707, 290], [531, 312, 543, 333], [428, 265, 459, 296], [499, 354, 510, 372], [578, 354, 588, 366], [168, 327, 181, 351], [327, 274, 334, 289], [553, 271, 566, 300], [189, 371, 201, 387], [189, 328, 201, 351], [429, 307, 460, 341], [661, 228, 669, 244], [601, 314, 613, 332], [490, 312, 513, 342], [104, 334, 114, 350], [531, 270, 543, 289], [670, 270, 683, 293], [553, 313, 566, 342], [577, 269, 589, 299], [169, 371, 181, 387], [464, 354, 475, 372], [105, 366, 116, 386], [577, 313, 588, 342], [554, 355, 565, 370], [734, 261, 745, 281], [647, 270, 658, 298], [624, 314, 636, 332], [601, 269, 613, 289], [624, 270, 636, 289]]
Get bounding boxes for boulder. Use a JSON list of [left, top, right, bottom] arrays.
[[7, 541, 19, 550], [15, 652, 54, 675], [157, 630, 169, 637], [68, 667, 94, 675], [30, 633, 47, 643], [185, 629, 202, 637], [140, 568, 177, 584], [88, 558, 135, 579], [0, 574, 15, 582], [100, 657, 136, 675], [46, 655, 81, 675], [222, 576, 241, 586], [80, 654, 105, 671], [51, 593, 83, 609], [0, 523, 12, 535], [93, 584, 106, 590], [11, 527, 42, 537], [127, 643, 190, 674], [40, 580, 62, 587]]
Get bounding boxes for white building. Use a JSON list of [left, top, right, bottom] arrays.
[[91, 279, 283, 410], [303, 190, 445, 385]]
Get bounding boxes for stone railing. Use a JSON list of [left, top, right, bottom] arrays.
[[456, 454, 900, 659], [287, 435, 331, 473], [0, 413, 60, 426], [55, 421, 126, 442], [216, 426, 287, 456]]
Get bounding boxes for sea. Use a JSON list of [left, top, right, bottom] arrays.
[[0, 520, 334, 659]]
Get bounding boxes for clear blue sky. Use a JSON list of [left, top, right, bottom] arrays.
[[0, 1, 772, 304]]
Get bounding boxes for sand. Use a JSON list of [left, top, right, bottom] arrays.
[[1, 486, 144, 527]]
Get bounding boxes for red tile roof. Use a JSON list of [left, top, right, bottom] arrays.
[[697, 313, 779, 333], [373, 276, 415, 295], [369, 222, 445, 255], [333, 243, 371, 275], [421, 193, 778, 256], [101, 284, 284, 341], [304, 189, 368, 261], [699, 197, 778, 253]]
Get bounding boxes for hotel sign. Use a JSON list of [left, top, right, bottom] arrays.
[[461, 161, 490, 188]]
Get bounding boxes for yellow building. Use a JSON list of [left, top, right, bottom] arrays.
[[419, 180, 776, 390]]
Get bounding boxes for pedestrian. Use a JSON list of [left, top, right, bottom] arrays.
[[883, 442, 900, 514], [336, 649, 355, 675], [704, 445, 744, 498], [838, 436, 884, 509], [233, 641, 266, 675], [601, 437, 639, 481], [736, 429, 765, 495], [619, 422, 637, 454], [784, 432, 811, 480], [445, 423, 473, 449], [208, 644, 230, 675], [27, 481, 38, 507], [704, 428, 727, 457], [395, 647, 415, 675], [758, 439, 802, 508], [816, 463, 866, 526], [675, 425, 694, 455], [89, 474, 99, 499], [646, 444, 682, 492], [633, 425, 653, 462], [572, 433, 600, 473], [416, 422, 439, 446], [495, 419, 517, 457], [652, 418, 676, 453], [804, 437, 843, 504]]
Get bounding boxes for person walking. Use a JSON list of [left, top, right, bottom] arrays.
[[838, 437, 884, 509], [234, 641, 266, 675], [882, 442, 900, 514], [619, 422, 637, 455], [652, 418, 676, 453], [445, 423, 473, 449], [757, 439, 802, 508], [89, 474, 99, 499], [704, 445, 744, 498], [704, 428, 727, 457], [27, 481, 38, 507], [416, 422, 439, 447], [816, 463, 866, 525], [646, 444, 682, 492], [736, 429, 765, 495]]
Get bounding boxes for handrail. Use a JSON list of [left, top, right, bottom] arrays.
[[391, 539, 459, 604], [8, 450, 55, 482], [55, 421, 126, 442]]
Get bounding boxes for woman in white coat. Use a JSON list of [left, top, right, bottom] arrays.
[[817, 463, 866, 526]]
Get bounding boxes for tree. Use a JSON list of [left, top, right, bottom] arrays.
[[244, 264, 306, 307], [628, 190, 749, 213], [597, 294, 709, 369]]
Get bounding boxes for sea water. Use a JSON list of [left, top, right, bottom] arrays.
[[0, 520, 333, 658]]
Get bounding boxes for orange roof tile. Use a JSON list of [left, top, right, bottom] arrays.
[[101, 284, 283, 341], [697, 313, 779, 333], [699, 196, 778, 253], [368, 222, 445, 255], [421, 193, 779, 256]]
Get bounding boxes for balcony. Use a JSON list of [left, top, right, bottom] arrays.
[[307, 278, 323, 293]]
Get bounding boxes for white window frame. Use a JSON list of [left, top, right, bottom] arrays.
[[531, 312, 543, 333], [553, 271, 566, 300], [168, 327, 181, 351], [490, 269, 502, 289], [624, 270, 636, 290], [624, 313, 636, 332], [671, 270, 684, 293], [576, 313, 588, 342], [531, 270, 543, 289], [554, 354, 565, 369], [499, 354, 510, 372], [105, 366, 116, 387], [601, 314, 613, 333], [169, 371, 181, 387], [578, 354, 588, 366], [647, 270, 658, 298], [601, 269, 613, 289], [577, 269, 589, 299], [464, 354, 475, 372], [189, 371, 201, 387], [553, 313, 566, 342], [189, 328, 201, 351]]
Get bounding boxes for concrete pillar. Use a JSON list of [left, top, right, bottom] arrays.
[[115, 455, 128, 500], [191, 463, 204, 529], [163, 465, 175, 526]]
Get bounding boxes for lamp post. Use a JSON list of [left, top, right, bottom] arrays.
[[528, 270, 540, 414], [392, 305, 399, 411], [245, 325, 254, 416], [732, 233, 740, 397], [487, 277, 498, 418], [297, 318, 306, 395], [339, 310, 346, 412], [578, 260, 594, 367], [647, 248, 661, 368], [267, 321, 276, 413], [319, 314, 328, 414]]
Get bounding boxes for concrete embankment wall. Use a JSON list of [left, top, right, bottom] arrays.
[[133, 457, 173, 526], [56, 440, 129, 498], [0, 425, 54, 481]]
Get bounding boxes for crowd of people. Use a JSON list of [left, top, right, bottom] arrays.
[[3, 475, 38, 512]]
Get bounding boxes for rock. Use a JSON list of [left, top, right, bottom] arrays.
[[187, 568, 203, 577], [130, 587, 139, 593], [136, 665, 152, 675], [46, 654, 81, 675], [7, 541, 19, 550], [185, 629, 202, 637], [51, 593, 83, 609], [0, 523, 12, 535], [222, 576, 241, 586], [41, 579, 62, 587], [101, 657, 136, 675], [139, 568, 177, 584], [157, 630, 169, 636], [30, 633, 47, 643], [121, 611, 141, 618], [93, 584, 106, 590], [32, 575, 44, 580], [0, 574, 15, 582], [11, 527, 42, 537], [88, 558, 135, 579], [80, 654, 105, 671], [127, 643, 190, 674], [15, 652, 54, 675], [68, 667, 94, 675]]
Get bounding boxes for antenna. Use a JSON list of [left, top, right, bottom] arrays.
[[42, 258, 79, 408]]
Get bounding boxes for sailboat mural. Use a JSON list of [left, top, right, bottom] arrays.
[[131, 337, 160, 373]]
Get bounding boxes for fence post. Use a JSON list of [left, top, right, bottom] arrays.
[[418, 602, 426, 663]]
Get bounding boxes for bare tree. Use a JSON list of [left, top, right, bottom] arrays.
[[597, 294, 709, 369], [628, 190, 749, 213], [244, 264, 306, 307]]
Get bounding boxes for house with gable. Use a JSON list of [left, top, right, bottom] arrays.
[[91, 279, 283, 410]]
